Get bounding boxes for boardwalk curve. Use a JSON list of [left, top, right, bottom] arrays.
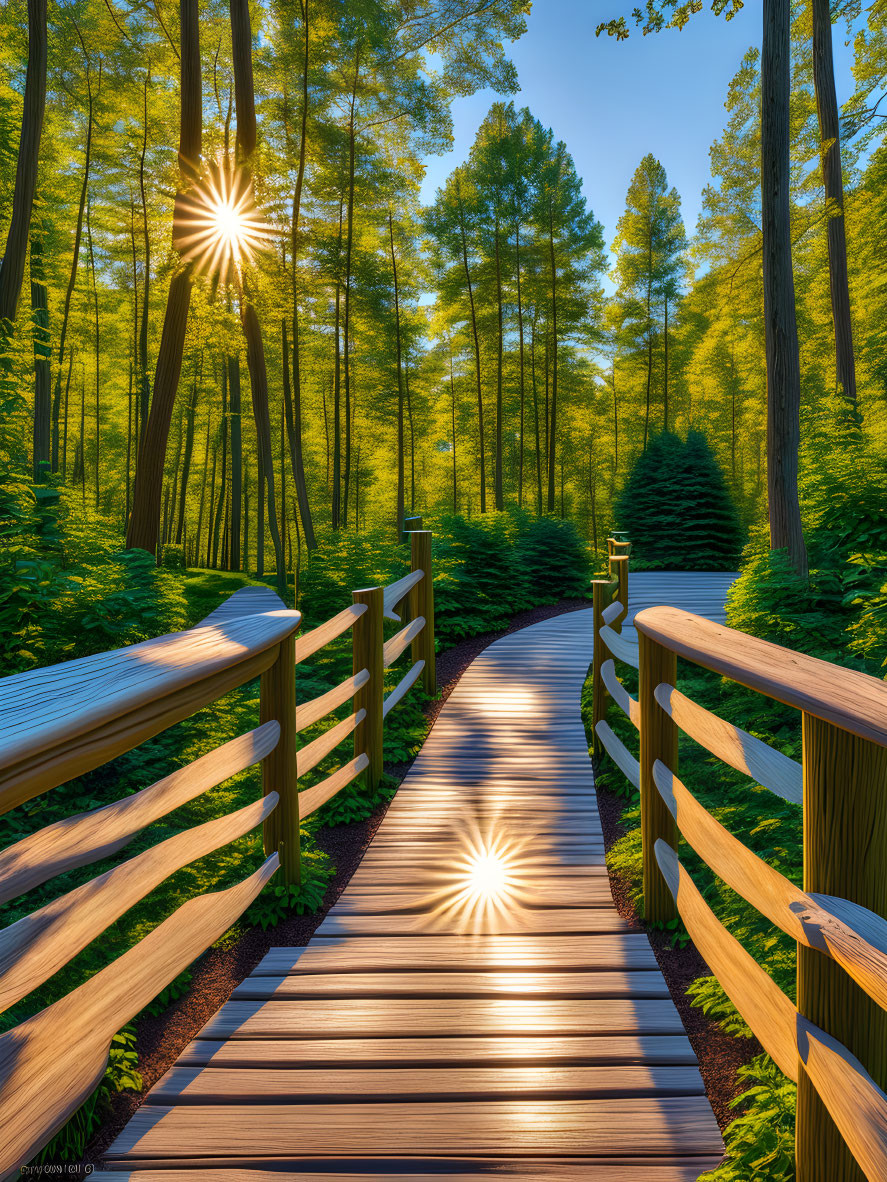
[[101, 573, 736, 1179]]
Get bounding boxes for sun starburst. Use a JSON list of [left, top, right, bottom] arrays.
[[174, 163, 275, 283]]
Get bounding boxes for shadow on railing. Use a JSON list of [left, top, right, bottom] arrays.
[[0, 525, 436, 1176], [591, 536, 887, 1180]]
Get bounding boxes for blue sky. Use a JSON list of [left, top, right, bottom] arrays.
[[420, 0, 859, 262]]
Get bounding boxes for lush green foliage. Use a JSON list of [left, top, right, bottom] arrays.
[[615, 430, 745, 570]]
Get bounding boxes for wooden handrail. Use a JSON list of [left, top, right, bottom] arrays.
[[592, 562, 887, 1179], [382, 569, 423, 621], [635, 606, 887, 748], [0, 610, 301, 812]]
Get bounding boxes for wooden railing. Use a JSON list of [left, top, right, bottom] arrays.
[[0, 529, 436, 1177], [591, 538, 887, 1181]]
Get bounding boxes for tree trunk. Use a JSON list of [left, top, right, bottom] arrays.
[[175, 369, 200, 543], [331, 201, 344, 529], [494, 216, 504, 510], [450, 346, 458, 513], [0, 0, 46, 325], [389, 211, 405, 538], [546, 196, 559, 513], [456, 175, 486, 512], [762, 0, 808, 575], [138, 68, 152, 443], [230, 0, 286, 591], [127, 0, 201, 554], [531, 314, 543, 515], [663, 292, 669, 433], [342, 50, 360, 529], [811, 0, 856, 409], [86, 196, 100, 508], [287, 0, 317, 549], [228, 353, 242, 568], [515, 227, 526, 509], [52, 55, 93, 472], [29, 237, 50, 481]]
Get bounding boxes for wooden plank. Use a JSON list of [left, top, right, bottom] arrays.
[[382, 569, 423, 621], [295, 604, 366, 664], [149, 1064, 706, 1103], [177, 1033, 701, 1068], [382, 660, 425, 718], [655, 682, 802, 804], [298, 753, 369, 819], [383, 617, 425, 668], [598, 625, 639, 669], [594, 721, 641, 789], [0, 723, 279, 905], [197, 998, 687, 1040], [327, 882, 617, 912], [231, 969, 672, 1000], [655, 840, 798, 1079], [314, 910, 630, 937], [94, 1160, 725, 1180], [601, 659, 640, 729], [297, 709, 365, 777], [0, 795, 278, 1012], [0, 857, 279, 1181], [296, 670, 369, 732], [105, 1097, 724, 1158], [635, 605, 887, 747], [198, 586, 287, 626]]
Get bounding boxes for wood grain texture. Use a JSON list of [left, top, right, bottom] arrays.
[[602, 660, 640, 729], [105, 1097, 724, 1158], [295, 604, 367, 665], [198, 586, 287, 627], [0, 858, 278, 1180], [602, 599, 624, 627], [0, 723, 279, 905], [635, 605, 887, 747], [297, 754, 369, 819], [0, 794, 278, 1012], [599, 624, 639, 669], [297, 709, 365, 777], [296, 670, 368, 732], [314, 909, 630, 937], [655, 840, 797, 1079], [655, 682, 802, 805], [94, 1162, 725, 1181], [595, 721, 641, 789], [382, 659, 425, 718], [382, 616, 425, 669], [231, 969, 671, 1000], [382, 569, 423, 621], [177, 1034, 702, 1068], [149, 1063, 706, 1103]]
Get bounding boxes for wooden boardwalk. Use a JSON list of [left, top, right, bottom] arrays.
[[101, 573, 736, 1180]]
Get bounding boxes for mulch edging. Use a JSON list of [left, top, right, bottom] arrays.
[[85, 594, 750, 1162]]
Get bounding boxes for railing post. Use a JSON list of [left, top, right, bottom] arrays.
[[796, 716, 887, 1182], [409, 529, 436, 695], [638, 630, 678, 923], [260, 632, 300, 886], [353, 586, 384, 793], [590, 579, 611, 763], [402, 514, 423, 542], [608, 550, 629, 631]]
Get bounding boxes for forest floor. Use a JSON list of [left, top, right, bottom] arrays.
[[84, 592, 752, 1163]]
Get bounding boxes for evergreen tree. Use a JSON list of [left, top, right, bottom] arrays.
[[616, 430, 744, 571]]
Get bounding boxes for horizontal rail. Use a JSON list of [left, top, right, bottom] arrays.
[[654, 682, 802, 805], [0, 794, 278, 1013], [594, 721, 640, 789], [297, 710, 366, 778], [382, 570, 423, 622], [383, 660, 425, 719], [297, 753, 370, 820], [599, 624, 639, 669], [653, 760, 887, 1013], [296, 669, 369, 733], [635, 606, 887, 748], [0, 611, 300, 813], [601, 599, 624, 627], [383, 617, 425, 668], [295, 604, 367, 664], [0, 722, 279, 906], [654, 840, 798, 1078], [601, 660, 640, 729], [0, 855, 278, 1179]]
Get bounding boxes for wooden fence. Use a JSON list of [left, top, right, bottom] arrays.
[[0, 528, 435, 1177], [592, 539, 887, 1181]]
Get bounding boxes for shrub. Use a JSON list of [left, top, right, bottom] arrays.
[[616, 430, 744, 571]]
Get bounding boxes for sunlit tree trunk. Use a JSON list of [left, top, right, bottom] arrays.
[[0, 0, 46, 327], [127, 0, 201, 553], [494, 216, 504, 510], [30, 236, 50, 480], [138, 69, 152, 443], [762, 0, 807, 575], [389, 211, 405, 538], [456, 174, 486, 513]]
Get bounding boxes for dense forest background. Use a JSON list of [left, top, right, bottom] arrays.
[[2, 0, 886, 606]]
